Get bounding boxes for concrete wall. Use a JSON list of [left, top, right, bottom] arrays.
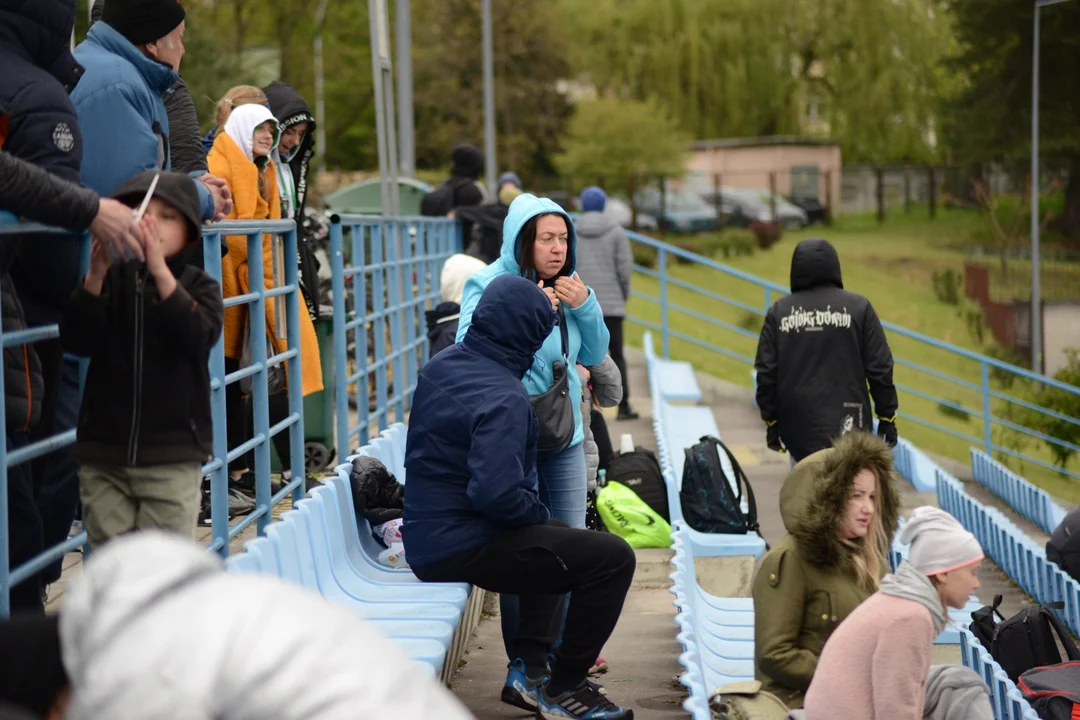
[[1044, 302, 1080, 376]]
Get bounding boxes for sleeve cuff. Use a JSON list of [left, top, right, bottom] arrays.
[[567, 288, 599, 316], [195, 180, 214, 221]]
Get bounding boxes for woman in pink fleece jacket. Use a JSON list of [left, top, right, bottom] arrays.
[[803, 506, 985, 720]]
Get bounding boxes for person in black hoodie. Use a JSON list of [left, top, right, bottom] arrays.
[[425, 252, 486, 360], [754, 238, 898, 463], [404, 274, 636, 720], [262, 81, 321, 323], [60, 171, 224, 549]]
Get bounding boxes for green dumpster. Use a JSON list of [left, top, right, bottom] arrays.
[[271, 315, 336, 474], [323, 177, 434, 215]]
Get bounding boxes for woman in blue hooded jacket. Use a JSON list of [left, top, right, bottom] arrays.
[[456, 193, 610, 671]]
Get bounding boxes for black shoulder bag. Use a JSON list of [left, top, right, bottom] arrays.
[[529, 307, 575, 456]]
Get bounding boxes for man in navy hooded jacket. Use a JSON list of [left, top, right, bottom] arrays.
[[403, 274, 636, 720]]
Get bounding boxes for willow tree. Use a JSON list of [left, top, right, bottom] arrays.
[[555, 97, 690, 219]]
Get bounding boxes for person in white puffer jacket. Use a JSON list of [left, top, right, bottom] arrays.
[[56, 532, 475, 720]]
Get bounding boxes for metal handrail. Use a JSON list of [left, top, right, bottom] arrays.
[[625, 229, 1080, 484]]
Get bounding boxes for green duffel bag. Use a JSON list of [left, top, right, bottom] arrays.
[[708, 681, 792, 720], [596, 480, 672, 548]]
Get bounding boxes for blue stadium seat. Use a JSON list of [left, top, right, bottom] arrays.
[[224, 552, 261, 575], [304, 488, 469, 606]]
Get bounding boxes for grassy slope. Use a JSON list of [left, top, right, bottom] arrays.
[[626, 208, 1080, 502]]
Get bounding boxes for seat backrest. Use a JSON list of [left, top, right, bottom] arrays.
[[266, 522, 304, 585], [244, 536, 282, 576], [295, 498, 341, 595], [224, 552, 260, 575], [278, 510, 320, 590]]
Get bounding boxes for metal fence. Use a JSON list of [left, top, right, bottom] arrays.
[[0, 214, 306, 616], [624, 230, 1080, 488], [329, 215, 459, 457]]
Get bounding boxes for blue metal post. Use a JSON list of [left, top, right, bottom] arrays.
[[372, 225, 389, 434], [386, 221, 406, 423], [659, 248, 670, 358], [283, 228, 304, 504], [247, 232, 272, 535], [204, 230, 230, 557], [331, 219, 349, 463], [764, 287, 772, 311], [982, 360, 993, 455], [354, 225, 370, 445]]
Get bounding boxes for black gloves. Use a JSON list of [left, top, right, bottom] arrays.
[[766, 421, 786, 454], [877, 416, 898, 448]]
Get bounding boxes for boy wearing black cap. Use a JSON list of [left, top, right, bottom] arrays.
[[60, 171, 224, 548]]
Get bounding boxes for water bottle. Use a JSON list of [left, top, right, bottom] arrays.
[[598, 469, 607, 488]]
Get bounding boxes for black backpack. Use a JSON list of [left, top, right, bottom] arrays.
[[1019, 662, 1080, 720], [605, 446, 668, 522], [970, 595, 1080, 682], [420, 177, 474, 217], [680, 436, 762, 541]]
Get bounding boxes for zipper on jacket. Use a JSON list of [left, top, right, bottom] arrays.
[[127, 270, 146, 465]]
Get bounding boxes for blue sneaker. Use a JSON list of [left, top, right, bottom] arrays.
[[535, 679, 633, 719], [501, 658, 545, 711]]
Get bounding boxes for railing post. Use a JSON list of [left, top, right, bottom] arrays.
[[981, 360, 993, 456], [283, 227, 304, 505], [354, 225, 370, 445], [0, 288, 8, 616], [247, 231, 272, 536], [331, 219, 349, 464], [203, 229, 230, 557], [659, 248, 670, 358], [764, 287, 772, 312]]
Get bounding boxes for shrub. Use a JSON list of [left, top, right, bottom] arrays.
[[738, 311, 763, 332], [937, 402, 971, 422], [748, 220, 783, 250], [959, 301, 985, 345], [632, 243, 657, 270], [932, 268, 961, 305], [1030, 348, 1080, 471]]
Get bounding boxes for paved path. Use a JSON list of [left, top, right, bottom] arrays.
[[451, 347, 1037, 715]]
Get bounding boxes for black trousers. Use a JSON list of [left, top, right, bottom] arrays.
[[603, 316, 630, 413], [225, 358, 295, 474], [413, 522, 636, 690], [6, 431, 42, 613], [590, 409, 614, 475]]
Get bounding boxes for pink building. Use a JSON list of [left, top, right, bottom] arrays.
[[686, 136, 842, 212]]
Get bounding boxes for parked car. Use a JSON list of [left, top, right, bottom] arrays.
[[786, 195, 828, 225], [701, 188, 809, 230], [634, 186, 719, 233]]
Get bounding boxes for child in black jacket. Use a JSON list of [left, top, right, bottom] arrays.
[[61, 171, 224, 549]]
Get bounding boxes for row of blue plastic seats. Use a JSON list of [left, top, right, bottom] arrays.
[[959, 628, 1040, 720], [223, 424, 472, 676], [970, 448, 1067, 536], [642, 332, 766, 560], [936, 466, 1080, 639]]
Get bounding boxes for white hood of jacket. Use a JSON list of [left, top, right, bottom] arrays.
[[60, 532, 474, 720]]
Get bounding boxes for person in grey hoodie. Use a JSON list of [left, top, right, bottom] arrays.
[[574, 187, 637, 420], [577, 355, 624, 491]]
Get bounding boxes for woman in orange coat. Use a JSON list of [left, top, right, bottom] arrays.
[[208, 102, 323, 493]]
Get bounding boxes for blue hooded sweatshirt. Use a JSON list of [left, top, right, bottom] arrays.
[[403, 274, 555, 567], [455, 193, 610, 448], [71, 23, 214, 220]]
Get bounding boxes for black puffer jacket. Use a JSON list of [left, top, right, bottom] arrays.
[[0, 0, 84, 429], [349, 456, 404, 526], [60, 243, 225, 466], [0, 151, 99, 230], [425, 302, 460, 360], [753, 238, 898, 461]]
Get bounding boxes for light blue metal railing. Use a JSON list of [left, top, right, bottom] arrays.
[[329, 215, 459, 459], [0, 213, 305, 616], [624, 231, 1080, 484]]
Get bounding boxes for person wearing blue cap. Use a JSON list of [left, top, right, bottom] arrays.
[[574, 186, 637, 420]]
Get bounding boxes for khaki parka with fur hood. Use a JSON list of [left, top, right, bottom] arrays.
[[751, 431, 900, 709]]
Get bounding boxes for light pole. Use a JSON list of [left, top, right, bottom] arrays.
[[481, 0, 496, 197], [314, 0, 330, 174], [1032, 0, 1075, 374], [396, 0, 415, 178]]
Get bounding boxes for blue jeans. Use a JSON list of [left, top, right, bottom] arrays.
[[501, 443, 587, 663]]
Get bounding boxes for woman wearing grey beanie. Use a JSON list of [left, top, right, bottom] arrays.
[[803, 506, 990, 720]]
